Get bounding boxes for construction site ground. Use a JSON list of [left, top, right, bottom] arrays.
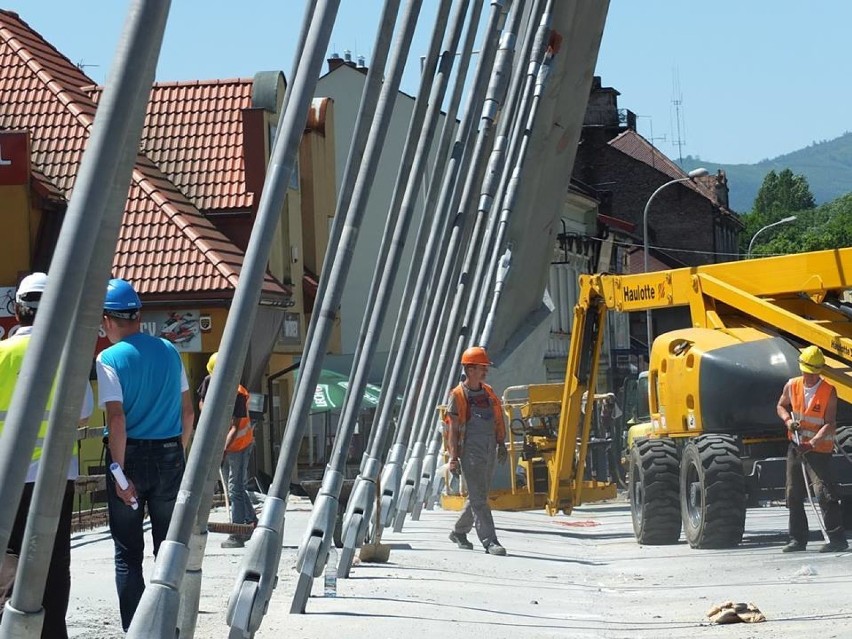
[[67, 494, 852, 638]]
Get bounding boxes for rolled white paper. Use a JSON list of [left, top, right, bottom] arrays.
[[110, 462, 139, 510]]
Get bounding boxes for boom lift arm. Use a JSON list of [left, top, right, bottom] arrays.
[[548, 247, 852, 516]]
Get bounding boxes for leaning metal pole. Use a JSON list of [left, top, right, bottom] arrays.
[[287, 0, 430, 615], [412, 0, 549, 518], [377, 0, 506, 531], [301, 1, 401, 367], [393, 0, 520, 533], [331, 0, 437, 380], [339, 0, 484, 577], [0, 3, 170, 636], [409, 4, 525, 517], [127, 2, 341, 638], [481, 9, 556, 347], [468, 0, 550, 343], [306, 0, 464, 582], [226, 0, 426, 631], [0, 0, 170, 574], [174, 3, 322, 637]]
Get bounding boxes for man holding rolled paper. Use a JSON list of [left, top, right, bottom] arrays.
[[95, 278, 194, 631]]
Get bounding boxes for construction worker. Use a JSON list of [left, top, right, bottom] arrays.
[[2, 272, 93, 639], [776, 345, 849, 553], [197, 352, 257, 548], [445, 346, 508, 556], [95, 278, 195, 631]]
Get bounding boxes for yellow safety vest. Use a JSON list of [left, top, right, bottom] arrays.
[[789, 376, 835, 454], [0, 334, 76, 464]]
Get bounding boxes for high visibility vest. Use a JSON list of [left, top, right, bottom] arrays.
[[789, 376, 835, 453], [226, 384, 253, 453], [444, 382, 506, 453], [0, 334, 76, 464]]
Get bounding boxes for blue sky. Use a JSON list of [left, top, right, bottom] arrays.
[[4, 1, 850, 165]]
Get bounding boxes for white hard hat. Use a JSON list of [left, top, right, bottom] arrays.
[[16, 272, 48, 308]]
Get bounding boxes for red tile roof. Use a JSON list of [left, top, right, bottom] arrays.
[[0, 10, 289, 301], [88, 79, 255, 213]]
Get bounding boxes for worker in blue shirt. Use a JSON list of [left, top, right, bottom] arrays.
[[95, 278, 194, 632]]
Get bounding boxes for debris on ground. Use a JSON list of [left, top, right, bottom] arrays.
[[706, 601, 766, 624]]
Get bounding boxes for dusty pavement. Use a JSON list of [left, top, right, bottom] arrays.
[[66, 495, 852, 638]]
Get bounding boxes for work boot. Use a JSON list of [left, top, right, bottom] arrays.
[[449, 532, 474, 550], [221, 535, 245, 549], [781, 540, 807, 553], [819, 538, 849, 553], [484, 541, 507, 556]]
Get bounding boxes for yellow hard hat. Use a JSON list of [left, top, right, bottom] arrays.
[[207, 352, 218, 374], [798, 345, 824, 374]]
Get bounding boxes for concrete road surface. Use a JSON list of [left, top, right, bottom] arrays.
[[67, 494, 852, 638]]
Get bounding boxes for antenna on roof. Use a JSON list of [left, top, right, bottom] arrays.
[[75, 59, 100, 72], [670, 67, 687, 165], [636, 114, 667, 171]]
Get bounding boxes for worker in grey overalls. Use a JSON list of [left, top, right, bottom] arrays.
[[445, 346, 508, 555]]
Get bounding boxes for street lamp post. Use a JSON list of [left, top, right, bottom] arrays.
[[643, 167, 709, 354], [746, 215, 797, 258]]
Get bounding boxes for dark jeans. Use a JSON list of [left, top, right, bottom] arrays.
[[106, 439, 185, 631], [7, 480, 74, 639], [786, 444, 845, 544]]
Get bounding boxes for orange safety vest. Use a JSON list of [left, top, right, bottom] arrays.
[[226, 385, 253, 453], [444, 382, 506, 451], [789, 377, 835, 453]]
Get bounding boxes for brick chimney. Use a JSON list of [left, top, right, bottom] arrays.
[[714, 169, 730, 208], [327, 50, 367, 74]]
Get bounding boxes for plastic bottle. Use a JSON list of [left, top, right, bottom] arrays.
[[324, 546, 338, 597]]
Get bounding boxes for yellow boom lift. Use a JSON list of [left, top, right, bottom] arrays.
[[480, 248, 852, 548]]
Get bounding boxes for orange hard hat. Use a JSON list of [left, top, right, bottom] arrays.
[[460, 346, 491, 366]]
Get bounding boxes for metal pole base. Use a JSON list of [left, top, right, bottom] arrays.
[[226, 497, 287, 637], [379, 443, 406, 527], [412, 445, 439, 520], [126, 540, 190, 638], [176, 530, 208, 639], [393, 443, 425, 531], [419, 434, 444, 510], [291, 470, 343, 614], [339, 457, 380, 578], [0, 603, 45, 639], [424, 471, 445, 510]]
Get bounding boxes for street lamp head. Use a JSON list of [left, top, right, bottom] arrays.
[[780, 215, 797, 223], [687, 167, 710, 179]]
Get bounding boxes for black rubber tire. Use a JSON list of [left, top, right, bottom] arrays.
[[629, 438, 681, 545], [680, 434, 746, 549], [835, 426, 852, 529]]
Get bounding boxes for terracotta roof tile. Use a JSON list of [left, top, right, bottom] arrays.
[[88, 78, 255, 213], [0, 10, 289, 301]]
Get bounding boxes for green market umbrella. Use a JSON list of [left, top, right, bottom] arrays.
[[302, 369, 384, 414]]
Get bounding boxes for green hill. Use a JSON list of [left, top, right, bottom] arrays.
[[679, 132, 852, 212]]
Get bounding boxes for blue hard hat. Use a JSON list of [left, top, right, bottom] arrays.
[[104, 278, 141, 317]]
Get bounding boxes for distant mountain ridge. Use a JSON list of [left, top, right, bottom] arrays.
[[678, 132, 852, 213]]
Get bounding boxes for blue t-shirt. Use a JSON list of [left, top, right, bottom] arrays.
[[96, 332, 187, 439]]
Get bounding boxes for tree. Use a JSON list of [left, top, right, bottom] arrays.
[[753, 169, 815, 218], [739, 169, 816, 253], [752, 193, 852, 256]]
